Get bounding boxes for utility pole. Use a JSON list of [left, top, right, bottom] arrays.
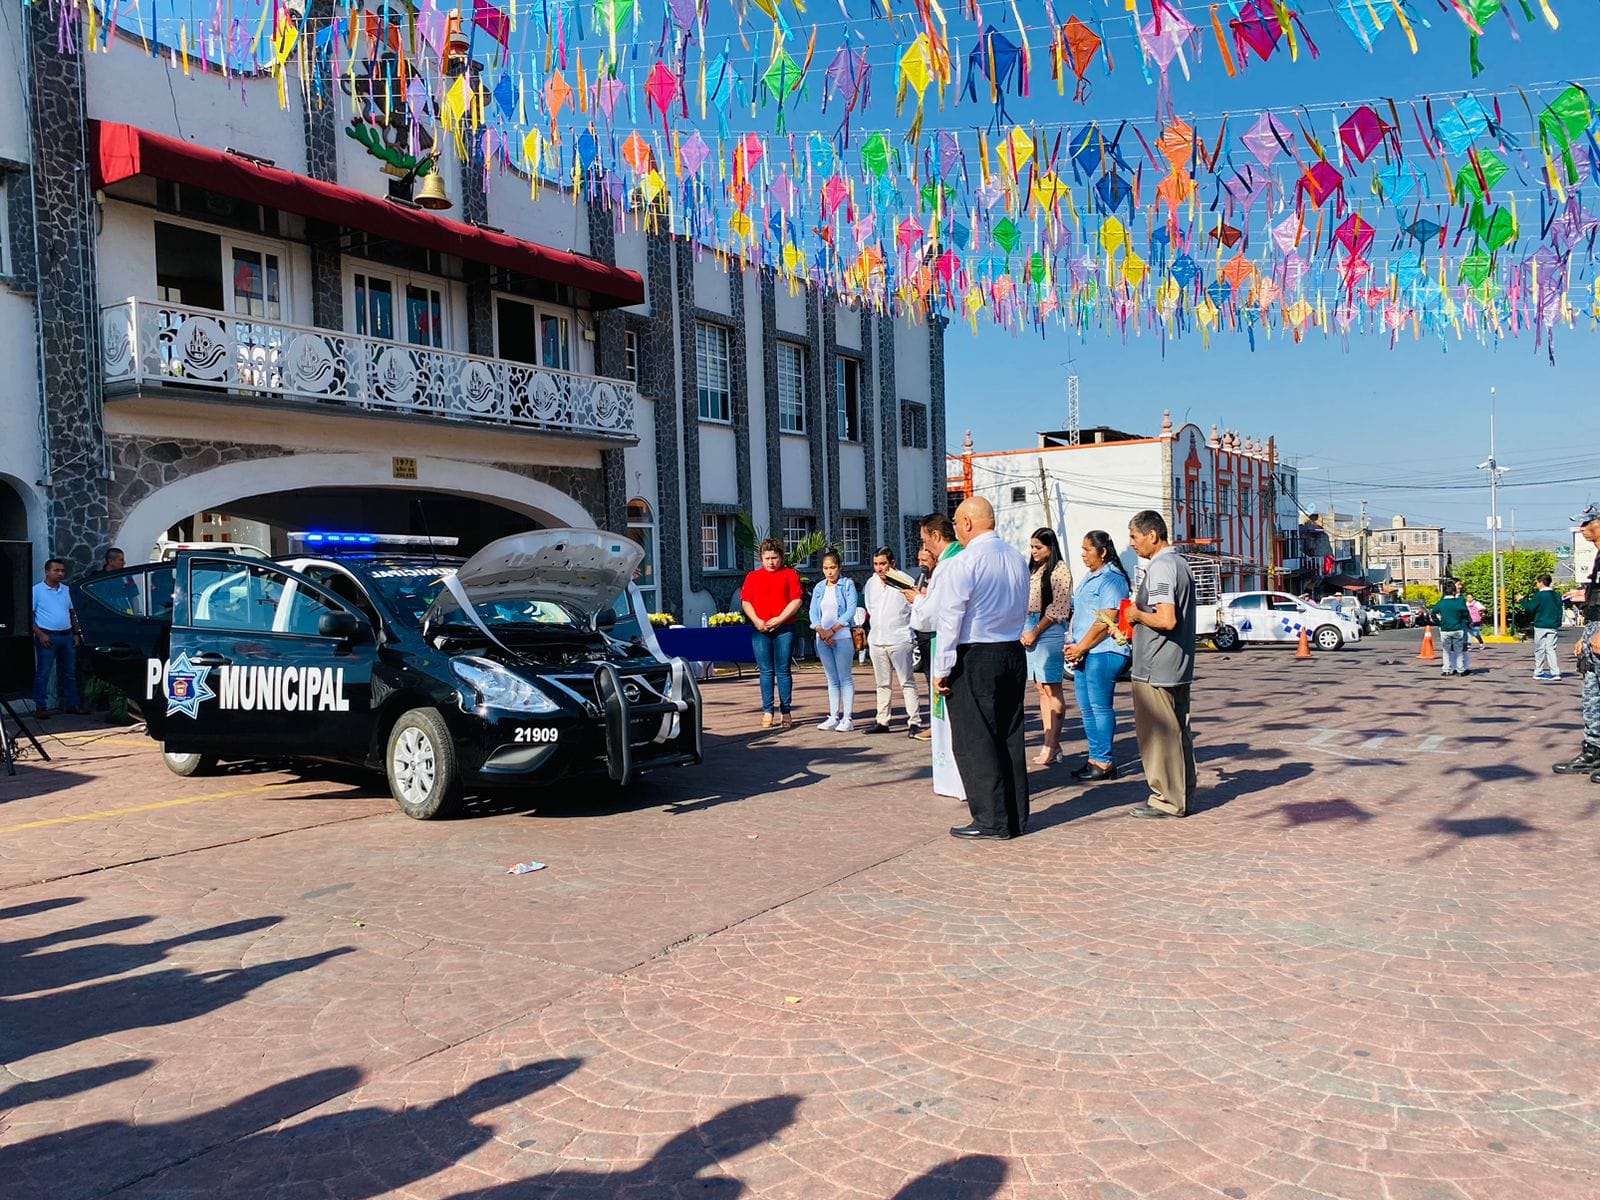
[[1038, 459, 1052, 529], [1477, 387, 1512, 639], [1358, 499, 1369, 580]]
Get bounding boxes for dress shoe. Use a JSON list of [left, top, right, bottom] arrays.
[[32, 708, 51, 720], [1071, 761, 1117, 782], [69, 705, 91, 716], [949, 823, 1010, 840], [911, 727, 931, 741], [906, 723, 923, 738], [864, 722, 892, 734], [1128, 803, 1183, 819]]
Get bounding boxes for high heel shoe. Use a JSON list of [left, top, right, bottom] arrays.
[[1031, 746, 1061, 767]]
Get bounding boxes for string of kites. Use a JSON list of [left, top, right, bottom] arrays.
[[40, 0, 1600, 352]]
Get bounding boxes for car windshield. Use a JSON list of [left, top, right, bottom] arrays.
[[361, 565, 458, 628], [428, 589, 586, 633]]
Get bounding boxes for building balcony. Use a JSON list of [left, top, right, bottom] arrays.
[[100, 298, 637, 443]]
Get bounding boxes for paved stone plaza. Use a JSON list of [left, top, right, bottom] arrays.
[[1, 636, 1596, 1199]]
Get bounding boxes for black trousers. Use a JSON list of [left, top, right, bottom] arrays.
[[947, 641, 1030, 836]]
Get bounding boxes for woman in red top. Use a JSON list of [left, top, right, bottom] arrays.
[[741, 537, 804, 729]]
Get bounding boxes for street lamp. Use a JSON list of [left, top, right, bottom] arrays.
[[1476, 387, 1515, 641]]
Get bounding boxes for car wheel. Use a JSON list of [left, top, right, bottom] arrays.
[[1213, 625, 1242, 652], [1314, 625, 1344, 652], [386, 708, 461, 820], [163, 749, 218, 777]]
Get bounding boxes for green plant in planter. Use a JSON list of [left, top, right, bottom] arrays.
[[732, 512, 831, 572]]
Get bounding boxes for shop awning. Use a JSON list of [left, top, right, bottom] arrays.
[[90, 120, 644, 309]]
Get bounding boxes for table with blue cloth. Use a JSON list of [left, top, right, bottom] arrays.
[[655, 625, 758, 676]]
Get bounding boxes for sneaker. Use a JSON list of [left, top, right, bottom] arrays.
[[863, 722, 892, 734], [817, 716, 839, 731], [835, 719, 854, 733], [912, 727, 932, 742], [906, 723, 924, 739]]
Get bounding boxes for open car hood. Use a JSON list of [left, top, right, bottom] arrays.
[[424, 529, 644, 622]]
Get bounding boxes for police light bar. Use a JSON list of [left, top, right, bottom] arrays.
[[289, 532, 461, 548]]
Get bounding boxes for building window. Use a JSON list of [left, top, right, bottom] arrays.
[[1410, 530, 1429, 545], [626, 498, 657, 610], [1219, 483, 1233, 514], [841, 517, 868, 565], [1010, 486, 1027, 504], [900, 399, 928, 449], [354, 270, 445, 348], [1409, 557, 1430, 571], [624, 330, 640, 384], [695, 322, 732, 422], [783, 516, 816, 565], [836, 357, 861, 442], [777, 342, 806, 434], [700, 515, 722, 570], [1240, 487, 1253, 517]]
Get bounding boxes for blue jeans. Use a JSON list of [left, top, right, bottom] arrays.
[[751, 626, 795, 713], [816, 634, 856, 720], [33, 632, 82, 710], [1073, 651, 1123, 764]]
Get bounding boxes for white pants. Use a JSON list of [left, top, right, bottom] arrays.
[[869, 641, 921, 726], [1533, 628, 1562, 678]]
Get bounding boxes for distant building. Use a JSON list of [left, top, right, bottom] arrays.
[[1370, 517, 1448, 590], [1575, 529, 1597, 587], [948, 414, 1296, 593]]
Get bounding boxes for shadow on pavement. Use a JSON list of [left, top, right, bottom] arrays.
[[0, 941, 353, 1062], [0, 897, 84, 922], [3, 1058, 583, 1200], [0, 1058, 154, 1109], [443, 1094, 801, 1199], [891, 1154, 1009, 1198], [0, 915, 280, 998]]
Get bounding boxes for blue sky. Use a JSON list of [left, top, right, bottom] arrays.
[[937, 4, 1600, 542]]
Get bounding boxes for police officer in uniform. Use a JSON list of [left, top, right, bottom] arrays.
[[1553, 504, 1600, 779]]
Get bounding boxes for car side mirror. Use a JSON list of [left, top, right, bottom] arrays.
[[319, 611, 363, 641], [593, 607, 617, 631]]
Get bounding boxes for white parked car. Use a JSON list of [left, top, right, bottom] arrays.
[[1212, 590, 1361, 652]]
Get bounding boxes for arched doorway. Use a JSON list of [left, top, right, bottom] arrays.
[[116, 453, 596, 562], [0, 477, 38, 693]]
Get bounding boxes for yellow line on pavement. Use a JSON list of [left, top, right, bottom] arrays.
[[0, 782, 293, 835]]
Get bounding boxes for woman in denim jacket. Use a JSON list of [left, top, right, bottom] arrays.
[[810, 549, 861, 731], [1063, 530, 1133, 781]]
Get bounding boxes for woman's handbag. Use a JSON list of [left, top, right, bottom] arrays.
[[851, 626, 868, 653]]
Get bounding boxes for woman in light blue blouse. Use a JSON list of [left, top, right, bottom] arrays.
[[1063, 530, 1133, 782], [809, 549, 861, 731]]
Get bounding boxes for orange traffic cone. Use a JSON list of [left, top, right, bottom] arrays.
[[1296, 628, 1313, 659], [1417, 626, 1437, 661]]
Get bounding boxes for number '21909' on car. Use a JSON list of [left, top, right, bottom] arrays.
[[75, 530, 705, 819]]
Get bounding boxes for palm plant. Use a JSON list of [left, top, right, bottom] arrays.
[[731, 512, 831, 570]]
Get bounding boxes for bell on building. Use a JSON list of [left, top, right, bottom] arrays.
[[414, 171, 453, 211]]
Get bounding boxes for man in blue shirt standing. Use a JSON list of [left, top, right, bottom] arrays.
[[31, 558, 88, 718]]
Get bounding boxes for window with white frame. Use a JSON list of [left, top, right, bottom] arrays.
[[836, 357, 861, 441], [353, 269, 446, 348], [777, 342, 806, 434], [700, 514, 722, 570], [0, 185, 11, 276], [695, 322, 732, 422], [782, 516, 816, 564], [842, 517, 868, 565], [624, 330, 640, 385]]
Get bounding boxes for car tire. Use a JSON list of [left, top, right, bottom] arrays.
[[385, 708, 461, 820], [163, 749, 218, 777], [1314, 625, 1344, 652], [1212, 625, 1242, 652]]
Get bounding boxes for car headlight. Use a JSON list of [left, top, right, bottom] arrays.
[[452, 656, 560, 714]]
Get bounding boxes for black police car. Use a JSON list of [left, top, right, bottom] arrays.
[[74, 530, 704, 819]]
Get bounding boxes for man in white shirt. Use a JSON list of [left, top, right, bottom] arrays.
[[31, 557, 88, 718], [934, 498, 1031, 840], [862, 547, 921, 735]]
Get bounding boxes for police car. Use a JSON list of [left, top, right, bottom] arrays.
[[74, 530, 704, 819]]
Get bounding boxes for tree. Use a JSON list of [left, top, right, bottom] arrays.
[[1402, 584, 1441, 607], [1455, 550, 1557, 613]]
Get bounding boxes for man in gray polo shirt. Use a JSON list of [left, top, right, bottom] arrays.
[[1124, 510, 1197, 818]]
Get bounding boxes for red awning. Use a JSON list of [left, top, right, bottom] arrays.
[[91, 120, 644, 309]]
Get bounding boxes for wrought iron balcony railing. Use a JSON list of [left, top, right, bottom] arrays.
[[100, 298, 636, 441]]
